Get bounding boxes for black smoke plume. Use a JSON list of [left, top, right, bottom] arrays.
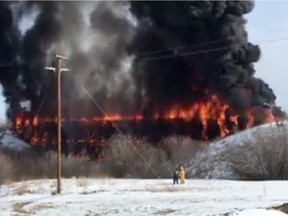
[[0, 1, 285, 144], [0, 1, 136, 118], [130, 1, 279, 116]]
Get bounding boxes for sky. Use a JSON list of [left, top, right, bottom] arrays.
[[245, 0, 288, 112], [0, 1, 288, 122]]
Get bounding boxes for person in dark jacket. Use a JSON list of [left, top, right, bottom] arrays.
[[173, 169, 179, 184]]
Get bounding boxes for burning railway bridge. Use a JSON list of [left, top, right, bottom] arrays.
[[12, 95, 277, 158], [0, 1, 286, 159]]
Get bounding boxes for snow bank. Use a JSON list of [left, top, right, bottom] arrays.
[[0, 130, 30, 152], [186, 121, 288, 179], [0, 185, 9, 198]]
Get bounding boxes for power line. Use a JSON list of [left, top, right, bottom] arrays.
[[142, 46, 231, 61], [137, 25, 288, 58], [136, 32, 288, 59], [137, 37, 234, 57], [1, 34, 288, 69], [257, 36, 288, 44], [139, 36, 288, 62], [266, 26, 288, 33]]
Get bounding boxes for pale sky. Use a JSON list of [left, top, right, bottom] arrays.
[[0, 1, 287, 121], [246, 0, 288, 112]]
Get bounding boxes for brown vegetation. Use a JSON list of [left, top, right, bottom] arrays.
[[225, 125, 288, 180], [0, 134, 201, 183], [2, 125, 288, 183]]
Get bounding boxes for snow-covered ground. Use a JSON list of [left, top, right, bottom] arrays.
[[0, 129, 30, 152], [1, 179, 288, 216], [186, 120, 288, 179]]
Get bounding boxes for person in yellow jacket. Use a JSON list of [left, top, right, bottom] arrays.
[[178, 166, 185, 184]]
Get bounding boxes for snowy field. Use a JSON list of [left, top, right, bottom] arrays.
[[1, 179, 288, 216]]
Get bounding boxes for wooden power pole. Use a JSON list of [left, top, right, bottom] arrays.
[[45, 54, 70, 194]]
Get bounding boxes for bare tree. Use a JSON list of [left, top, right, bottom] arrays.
[[103, 134, 168, 178], [161, 136, 202, 171], [226, 125, 288, 180]]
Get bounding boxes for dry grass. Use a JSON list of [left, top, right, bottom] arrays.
[[76, 177, 89, 188], [101, 134, 202, 178], [0, 150, 104, 184], [0, 151, 14, 184], [80, 189, 105, 195], [29, 204, 55, 214], [50, 181, 57, 195], [13, 202, 54, 215], [145, 185, 189, 193], [102, 134, 170, 178], [0, 133, 203, 182], [14, 183, 32, 195], [161, 136, 203, 169], [2, 178, 14, 186], [272, 203, 288, 214], [12, 202, 31, 215], [0, 134, 210, 182], [76, 177, 89, 193]]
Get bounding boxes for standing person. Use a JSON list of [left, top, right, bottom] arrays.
[[179, 166, 185, 184], [173, 169, 179, 184]]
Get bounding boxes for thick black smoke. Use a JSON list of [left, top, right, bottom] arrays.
[[0, 1, 136, 119], [0, 2, 22, 118], [130, 1, 279, 117], [0, 1, 285, 141]]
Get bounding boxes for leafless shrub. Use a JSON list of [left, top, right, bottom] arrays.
[[102, 134, 168, 178], [14, 183, 31, 195], [25, 152, 99, 179], [226, 125, 288, 180], [76, 177, 89, 188], [0, 134, 203, 182], [12, 202, 30, 215], [161, 136, 203, 173], [102, 135, 203, 178], [0, 150, 103, 183]]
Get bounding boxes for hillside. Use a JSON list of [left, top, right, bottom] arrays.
[[186, 120, 288, 179], [0, 129, 30, 152]]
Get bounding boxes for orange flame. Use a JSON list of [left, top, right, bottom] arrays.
[[13, 95, 277, 145]]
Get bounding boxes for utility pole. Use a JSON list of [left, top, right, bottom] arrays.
[[45, 54, 70, 194]]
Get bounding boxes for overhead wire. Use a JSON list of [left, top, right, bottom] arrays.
[[1, 34, 288, 69], [136, 24, 288, 58], [141, 46, 231, 61], [138, 36, 288, 62], [137, 36, 234, 57], [136, 25, 288, 58]]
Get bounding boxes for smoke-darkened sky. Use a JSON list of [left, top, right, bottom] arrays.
[[0, 1, 287, 122]]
